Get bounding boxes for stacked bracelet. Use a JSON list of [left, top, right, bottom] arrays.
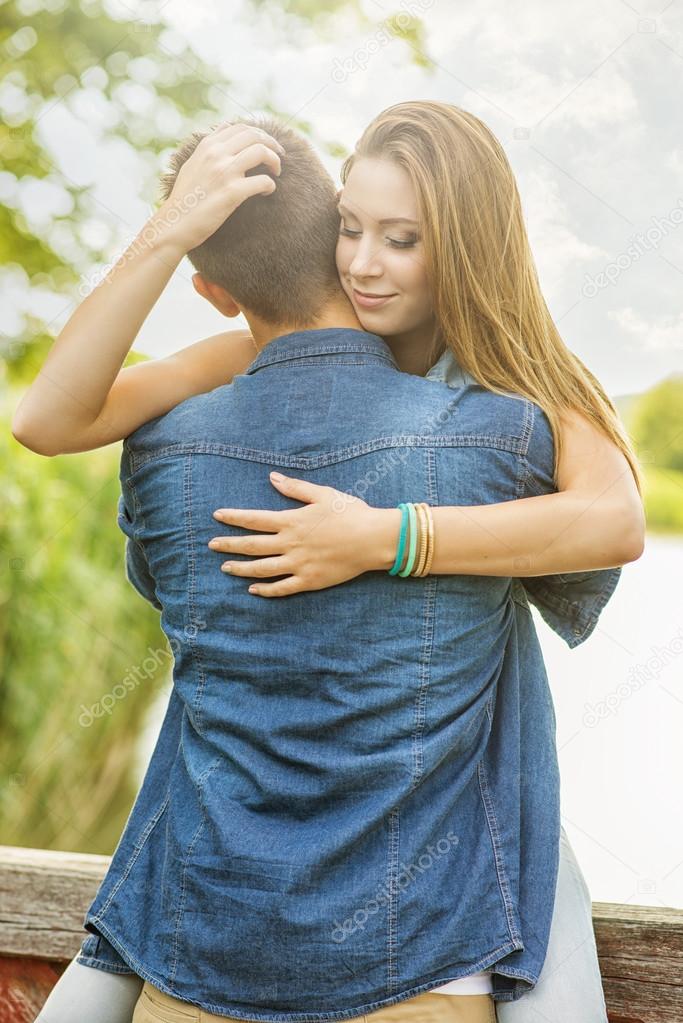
[[388, 502, 435, 578]]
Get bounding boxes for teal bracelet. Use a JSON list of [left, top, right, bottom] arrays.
[[388, 503, 410, 575], [399, 502, 418, 577]]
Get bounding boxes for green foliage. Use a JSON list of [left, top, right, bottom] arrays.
[[0, 0, 229, 852], [385, 13, 432, 67], [630, 375, 683, 474], [640, 465, 683, 534], [1, 396, 168, 854], [0, 0, 228, 378]]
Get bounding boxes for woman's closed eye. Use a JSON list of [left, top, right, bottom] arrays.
[[338, 225, 418, 249]]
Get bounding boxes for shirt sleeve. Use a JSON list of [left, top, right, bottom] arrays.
[[517, 402, 622, 649], [118, 451, 162, 613]]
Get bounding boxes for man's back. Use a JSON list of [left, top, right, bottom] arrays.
[[82, 328, 561, 1017]]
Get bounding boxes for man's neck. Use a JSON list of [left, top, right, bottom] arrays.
[[248, 299, 364, 351], [245, 304, 442, 379]]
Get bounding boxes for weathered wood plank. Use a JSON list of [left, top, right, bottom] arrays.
[[591, 902, 683, 1022], [0, 845, 108, 960]]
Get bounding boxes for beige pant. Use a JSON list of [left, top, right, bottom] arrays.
[[132, 979, 497, 1023]]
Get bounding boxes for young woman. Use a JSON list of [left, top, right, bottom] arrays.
[[21, 104, 644, 1023]]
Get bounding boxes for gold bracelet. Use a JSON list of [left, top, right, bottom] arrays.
[[416, 502, 435, 577], [411, 503, 429, 577]]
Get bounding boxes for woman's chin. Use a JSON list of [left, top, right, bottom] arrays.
[[356, 308, 398, 332]]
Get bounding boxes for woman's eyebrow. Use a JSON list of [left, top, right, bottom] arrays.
[[336, 202, 418, 227]]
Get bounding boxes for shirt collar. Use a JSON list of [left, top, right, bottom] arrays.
[[244, 328, 400, 375]]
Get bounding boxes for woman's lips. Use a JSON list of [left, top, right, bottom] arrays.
[[352, 288, 397, 310]]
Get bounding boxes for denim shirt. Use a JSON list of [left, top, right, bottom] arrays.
[[77, 328, 620, 1019]]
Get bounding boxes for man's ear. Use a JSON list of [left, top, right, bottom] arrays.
[[191, 273, 241, 317]]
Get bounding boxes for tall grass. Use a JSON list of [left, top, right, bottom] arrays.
[[1, 398, 168, 854]]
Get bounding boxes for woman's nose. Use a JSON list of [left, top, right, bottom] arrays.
[[348, 240, 383, 279]]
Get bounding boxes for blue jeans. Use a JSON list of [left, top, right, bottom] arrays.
[[35, 827, 607, 1023]]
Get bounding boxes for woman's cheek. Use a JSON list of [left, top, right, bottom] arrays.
[[335, 236, 350, 279]]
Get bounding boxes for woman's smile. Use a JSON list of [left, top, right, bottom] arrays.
[[351, 287, 398, 309]]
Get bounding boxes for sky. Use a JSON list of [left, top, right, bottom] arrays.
[[5, 0, 683, 399]]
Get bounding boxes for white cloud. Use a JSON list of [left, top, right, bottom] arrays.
[[608, 306, 683, 350]]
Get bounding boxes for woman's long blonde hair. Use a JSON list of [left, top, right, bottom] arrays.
[[340, 101, 643, 495]]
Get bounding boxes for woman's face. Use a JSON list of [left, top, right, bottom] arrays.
[[335, 157, 435, 348]]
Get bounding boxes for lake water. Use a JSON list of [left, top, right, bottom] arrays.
[[135, 533, 683, 910]]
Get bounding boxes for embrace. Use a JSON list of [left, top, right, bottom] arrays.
[[16, 100, 645, 1023]]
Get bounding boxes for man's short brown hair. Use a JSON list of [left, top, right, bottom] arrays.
[[158, 116, 342, 326]]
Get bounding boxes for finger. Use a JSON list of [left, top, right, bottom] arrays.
[[222, 557, 291, 578], [208, 534, 281, 555], [225, 126, 285, 156], [232, 174, 277, 201], [230, 143, 282, 178], [248, 577, 303, 597], [208, 123, 285, 155], [212, 508, 287, 530], [269, 473, 327, 504]]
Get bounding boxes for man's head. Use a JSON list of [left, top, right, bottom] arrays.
[[159, 117, 346, 331]]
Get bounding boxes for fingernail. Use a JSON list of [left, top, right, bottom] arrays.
[[221, 563, 233, 573], [208, 540, 220, 549], [270, 472, 284, 481]]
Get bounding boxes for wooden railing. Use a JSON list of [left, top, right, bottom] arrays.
[[0, 845, 681, 1022]]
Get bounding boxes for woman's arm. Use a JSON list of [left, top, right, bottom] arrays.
[[10, 212, 256, 455], [11, 121, 282, 455], [379, 408, 645, 575], [13, 328, 257, 455], [207, 409, 645, 598]]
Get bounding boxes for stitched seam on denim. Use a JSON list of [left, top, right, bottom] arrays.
[[477, 760, 522, 943], [248, 343, 398, 372], [95, 792, 170, 921], [515, 401, 535, 499], [183, 455, 207, 737], [408, 575, 438, 790], [485, 692, 494, 728], [386, 809, 400, 996], [74, 954, 134, 973], [125, 434, 527, 473], [252, 356, 395, 371], [79, 917, 173, 1005], [407, 451, 438, 794], [169, 755, 223, 986], [82, 919, 521, 1022], [520, 399, 534, 458], [125, 475, 160, 607]]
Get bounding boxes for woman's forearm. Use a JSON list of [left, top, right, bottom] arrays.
[[12, 206, 185, 453], [374, 490, 644, 576]]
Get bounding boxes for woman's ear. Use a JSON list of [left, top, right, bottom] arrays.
[[192, 273, 241, 317]]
